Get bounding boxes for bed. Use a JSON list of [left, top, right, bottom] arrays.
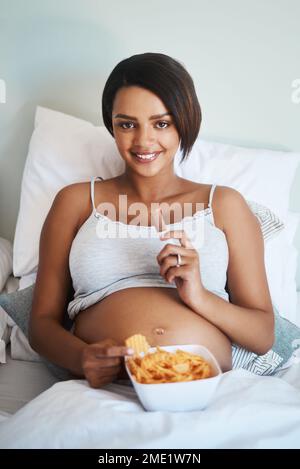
[[0, 106, 300, 448], [0, 316, 300, 448]]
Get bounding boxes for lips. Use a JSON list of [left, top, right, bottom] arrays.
[[131, 151, 162, 163]]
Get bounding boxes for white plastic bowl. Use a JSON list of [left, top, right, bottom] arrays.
[[125, 344, 222, 412]]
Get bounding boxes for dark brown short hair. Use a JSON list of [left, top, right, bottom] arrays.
[[102, 52, 201, 164]]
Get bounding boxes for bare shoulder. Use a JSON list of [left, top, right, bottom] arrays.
[[185, 182, 235, 231], [215, 185, 244, 203], [55, 181, 90, 207], [61, 177, 119, 224], [40, 181, 93, 256], [53, 181, 93, 227], [213, 186, 260, 233]]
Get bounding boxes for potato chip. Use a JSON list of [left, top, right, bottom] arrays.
[[125, 334, 151, 356], [127, 346, 213, 384], [173, 363, 190, 373]]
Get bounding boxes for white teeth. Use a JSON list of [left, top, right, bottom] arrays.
[[135, 153, 157, 160]]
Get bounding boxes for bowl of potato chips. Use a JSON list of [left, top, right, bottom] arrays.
[[124, 335, 222, 412]]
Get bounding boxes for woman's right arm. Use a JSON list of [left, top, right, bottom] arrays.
[[28, 184, 88, 377], [28, 184, 132, 385]]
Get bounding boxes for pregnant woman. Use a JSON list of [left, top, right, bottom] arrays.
[[29, 53, 274, 388]]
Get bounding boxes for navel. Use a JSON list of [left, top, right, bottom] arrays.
[[153, 327, 165, 335]]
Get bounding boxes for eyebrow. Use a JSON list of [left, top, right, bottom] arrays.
[[113, 112, 172, 120]]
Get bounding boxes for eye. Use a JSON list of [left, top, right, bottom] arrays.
[[156, 121, 170, 129], [117, 122, 134, 130], [116, 120, 171, 130]]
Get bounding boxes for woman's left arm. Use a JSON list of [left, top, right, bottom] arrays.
[[158, 187, 275, 355]]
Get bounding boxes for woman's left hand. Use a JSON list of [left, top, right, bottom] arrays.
[[157, 229, 206, 309]]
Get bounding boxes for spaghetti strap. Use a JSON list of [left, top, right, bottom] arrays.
[[208, 184, 217, 209], [91, 176, 104, 216], [208, 184, 217, 225]]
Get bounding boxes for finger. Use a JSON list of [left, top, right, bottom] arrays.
[[89, 376, 116, 388], [160, 253, 187, 277], [166, 265, 190, 283], [97, 366, 123, 382], [152, 207, 168, 233], [98, 338, 118, 347], [94, 357, 122, 367], [107, 345, 134, 357], [84, 348, 122, 366], [85, 366, 121, 382], [99, 365, 122, 377], [160, 229, 193, 248], [95, 345, 133, 358], [83, 360, 121, 373], [157, 245, 195, 265]]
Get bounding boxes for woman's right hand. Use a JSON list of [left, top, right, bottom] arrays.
[[81, 338, 134, 388]]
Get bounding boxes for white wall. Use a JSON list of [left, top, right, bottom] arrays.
[[0, 0, 299, 285]]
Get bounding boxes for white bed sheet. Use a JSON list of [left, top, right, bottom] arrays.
[[0, 284, 299, 448], [0, 346, 58, 416], [0, 363, 300, 449], [1, 275, 19, 294]]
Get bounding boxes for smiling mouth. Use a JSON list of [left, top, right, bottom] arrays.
[[131, 151, 162, 163]]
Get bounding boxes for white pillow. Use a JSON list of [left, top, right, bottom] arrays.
[[13, 106, 125, 277], [174, 138, 300, 222], [13, 106, 300, 321], [0, 238, 13, 292], [281, 212, 300, 326], [264, 212, 300, 326]]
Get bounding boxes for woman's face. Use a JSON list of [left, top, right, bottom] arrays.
[[112, 86, 180, 175]]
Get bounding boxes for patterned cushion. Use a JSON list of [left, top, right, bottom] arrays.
[[246, 200, 284, 242], [232, 306, 300, 375], [0, 286, 73, 380]]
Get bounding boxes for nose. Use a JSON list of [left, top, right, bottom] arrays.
[[133, 125, 156, 147]]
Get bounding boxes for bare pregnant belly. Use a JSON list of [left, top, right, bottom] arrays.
[[73, 287, 232, 372]]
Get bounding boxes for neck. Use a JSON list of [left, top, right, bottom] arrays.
[[119, 167, 183, 203]]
